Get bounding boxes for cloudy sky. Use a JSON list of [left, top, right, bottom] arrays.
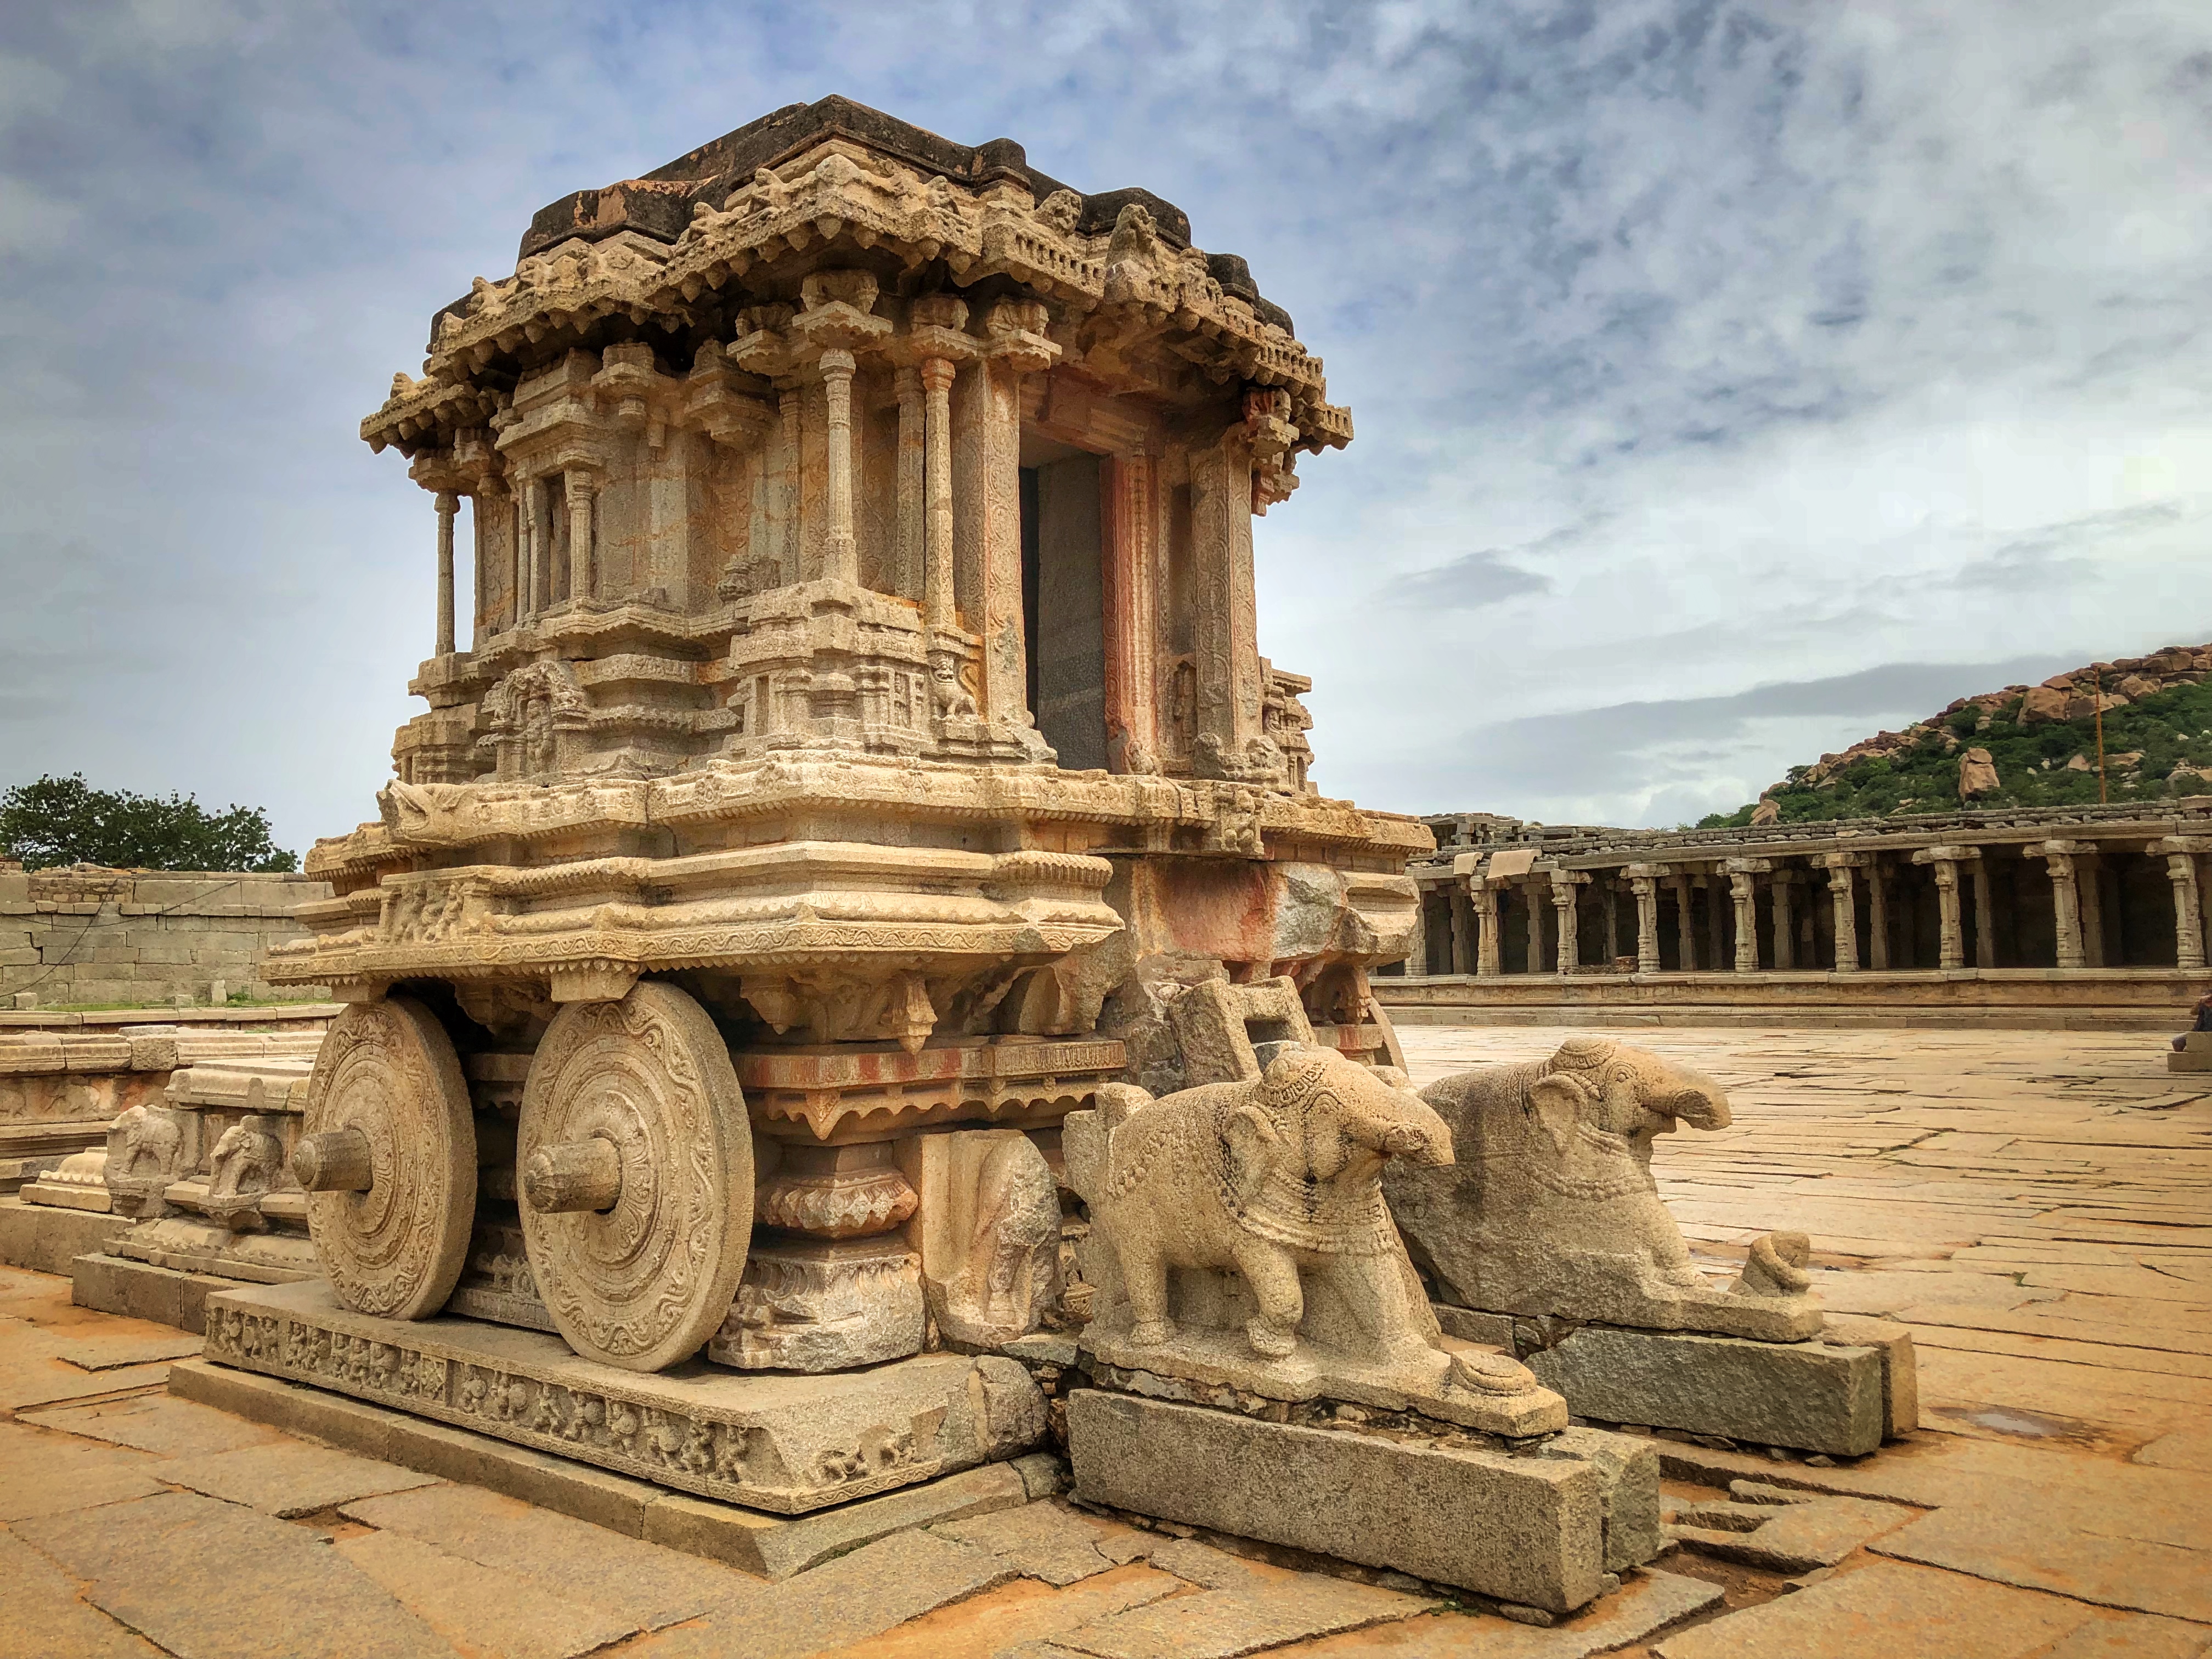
[[3, 1, 2208, 854]]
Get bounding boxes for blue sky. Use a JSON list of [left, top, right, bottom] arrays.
[[3, 1, 2208, 853]]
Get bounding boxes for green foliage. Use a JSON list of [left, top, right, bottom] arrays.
[[1723, 679, 2212, 826], [0, 775, 298, 873]]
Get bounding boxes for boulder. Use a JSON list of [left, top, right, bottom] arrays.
[[2065, 753, 2092, 772], [1957, 748, 2000, 799], [2018, 686, 2070, 724], [1750, 799, 1780, 826]]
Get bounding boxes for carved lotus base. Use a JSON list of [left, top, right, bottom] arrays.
[[1081, 1324, 1568, 1439], [203, 1278, 1047, 1514]]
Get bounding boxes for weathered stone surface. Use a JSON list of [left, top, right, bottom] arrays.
[[712, 1235, 924, 1373], [171, 1352, 1038, 1580], [335, 1528, 644, 1658], [933, 1498, 1116, 1585], [1068, 1389, 1657, 1613], [1528, 1324, 1886, 1456], [1819, 1312, 1918, 1440], [1067, 1043, 1566, 1438], [651, 1459, 1033, 1580], [1669, 1488, 1915, 1571], [203, 1278, 1046, 1514], [0, 1198, 127, 1275], [13, 1489, 452, 1659], [1652, 1559, 2180, 1659], [72, 1251, 239, 1334], [1046, 1571, 1432, 1658], [907, 1127, 1062, 1348], [1871, 1500, 2212, 1623], [0, 1529, 163, 1659], [625, 1526, 1016, 1659], [0, 1419, 166, 1520], [1387, 1039, 1823, 1341], [919, 1565, 1185, 1659], [48, 1327, 203, 1369], [1276, 1568, 1725, 1657], [342, 1481, 763, 1629], [153, 1439, 439, 1516], [23, 1390, 284, 1457]]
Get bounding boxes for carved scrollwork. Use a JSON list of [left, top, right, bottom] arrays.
[[301, 998, 477, 1320], [518, 981, 754, 1371]]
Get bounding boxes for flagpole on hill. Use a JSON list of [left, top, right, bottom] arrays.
[[2094, 667, 2108, 804]]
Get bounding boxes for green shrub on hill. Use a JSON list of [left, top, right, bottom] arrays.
[[1698, 679, 2212, 829]]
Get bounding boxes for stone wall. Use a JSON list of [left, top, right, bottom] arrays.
[[0, 865, 332, 1009]]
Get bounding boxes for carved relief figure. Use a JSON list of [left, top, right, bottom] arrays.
[[206, 1113, 287, 1221], [1087, 1045, 1452, 1360], [108, 1102, 184, 1183], [1384, 1036, 1823, 1341]]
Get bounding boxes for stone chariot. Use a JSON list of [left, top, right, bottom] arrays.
[[263, 96, 1425, 1383]]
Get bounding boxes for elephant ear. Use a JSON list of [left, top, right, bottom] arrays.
[[1526, 1072, 1593, 1158], [1224, 1102, 1280, 1204]]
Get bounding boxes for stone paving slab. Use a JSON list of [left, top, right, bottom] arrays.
[[1669, 1489, 1917, 1571], [153, 1440, 441, 1517], [1041, 1571, 1434, 1659], [628, 1526, 1018, 1659], [1266, 1567, 1725, 1656], [343, 1479, 764, 1630], [1870, 1501, 2212, 1622], [0, 1528, 165, 1659], [10, 1488, 454, 1659], [47, 1328, 205, 1370], [335, 1527, 641, 1659], [23, 1391, 287, 1457], [1649, 1560, 2204, 1659], [933, 1499, 1118, 1585], [0, 1419, 167, 1521], [820, 1564, 1182, 1659]]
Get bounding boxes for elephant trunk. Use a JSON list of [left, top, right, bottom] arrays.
[[1663, 1068, 1732, 1130]]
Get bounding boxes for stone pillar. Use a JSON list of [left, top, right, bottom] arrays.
[[1602, 879, 1621, 964], [957, 308, 1054, 726], [2035, 842, 2088, 969], [1474, 880, 1502, 977], [1449, 884, 1476, 977], [1819, 856, 1861, 973], [1551, 871, 1586, 974], [2078, 852, 2107, 968], [919, 359, 958, 628], [776, 387, 803, 584], [1523, 882, 1546, 975], [1770, 870, 1796, 971], [2162, 843, 2207, 970], [1972, 858, 1997, 968], [563, 469, 596, 599], [1627, 870, 1662, 974], [1726, 859, 1768, 973], [522, 477, 546, 615], [1867, 860, 1892, 970], [1101, 447, 1160, 773], [894, 366, 924, 600], [1404, 890, 1428, 978], [1669, 876, 1699, 970], [469, 483, 488, 643], [509, 487, 526, 627], [433, 491, 458, 656], [1911, 847, 1978, 970], [819, 348, 860, 586]]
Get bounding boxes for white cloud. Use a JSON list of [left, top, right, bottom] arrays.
[[2, 0, 2209, 849]]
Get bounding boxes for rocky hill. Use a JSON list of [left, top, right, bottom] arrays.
[[1697, 642, 2212, 828]]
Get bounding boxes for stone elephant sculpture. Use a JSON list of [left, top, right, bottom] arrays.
[[1088, 1043, 1454, 1360], [1384, 1036, 1821, 1340]]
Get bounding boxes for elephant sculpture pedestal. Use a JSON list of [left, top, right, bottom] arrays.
[[1386, 1037, 1916, 1458], [1062, 1042, 1668, 1615]]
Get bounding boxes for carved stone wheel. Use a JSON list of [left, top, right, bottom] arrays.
[[298, 997, 477, 1320], [517, 981, 753, 1372]]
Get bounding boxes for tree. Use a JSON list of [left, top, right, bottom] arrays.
[[0, 775, 299, 872]]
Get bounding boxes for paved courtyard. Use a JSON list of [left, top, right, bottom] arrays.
[[1, 1026, 2206, 1657]]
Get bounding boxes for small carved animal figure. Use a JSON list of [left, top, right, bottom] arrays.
[[1385, 1037, 1820, 1339], [109, 1103, 183, 1182], [207, 1116, 285, 1205], [1091, 1045, 1452, 1359]]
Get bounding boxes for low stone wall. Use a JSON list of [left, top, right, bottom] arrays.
[[0, 1008, 335, 1174], [1379, 967, 2212, 1030], [0, 865, 332, 1008]]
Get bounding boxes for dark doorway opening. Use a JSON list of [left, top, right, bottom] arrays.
[[1017, 446, 1108, 770]]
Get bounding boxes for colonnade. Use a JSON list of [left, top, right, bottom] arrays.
[[1409, 835, 2212, 977]]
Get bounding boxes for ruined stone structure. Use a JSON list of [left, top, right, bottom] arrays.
[[0, 865, 331, 1011], [219, 98, 1424, 1517], [1386, 803, 2212, 1029]]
